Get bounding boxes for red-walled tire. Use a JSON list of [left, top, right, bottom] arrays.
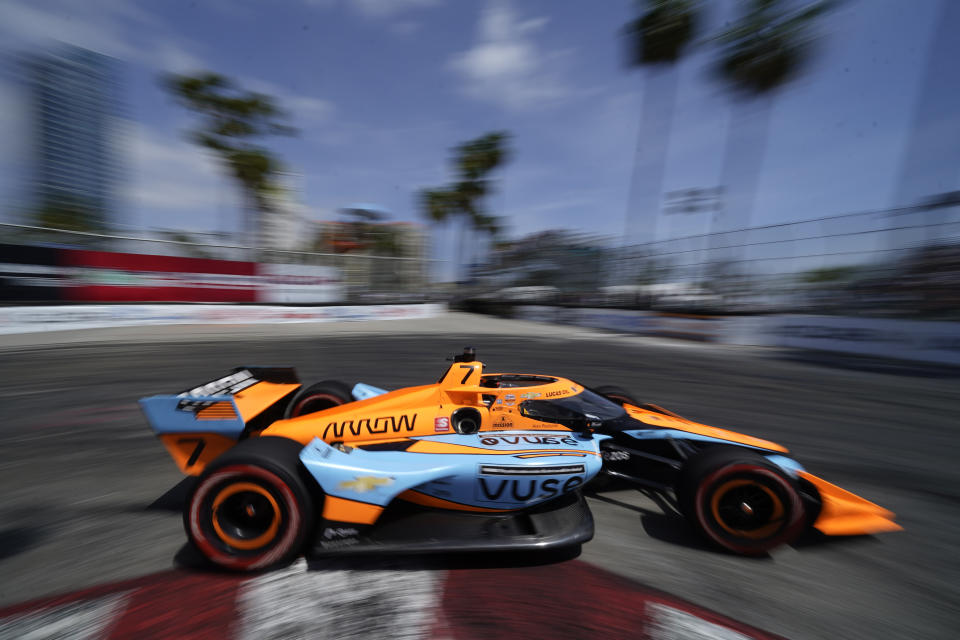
[[677, 447, 805, 556], [284, 380, 353, 419], [184, 437, 315, 571]]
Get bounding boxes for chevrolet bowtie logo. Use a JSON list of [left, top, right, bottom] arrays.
[[338, 476, 394, 492]]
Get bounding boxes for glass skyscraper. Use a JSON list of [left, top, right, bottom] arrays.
[[29, 46, 119, 230]]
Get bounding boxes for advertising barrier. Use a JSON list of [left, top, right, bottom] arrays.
[[512, 306, 722, 341], [0, 303, 444, 335], [510, 305, 960, 366], [769, 315, 960, 367], [60, 249, 260, 303], [0, 244, 64, 302], [0, 245, 345, 304], [256, 263, 343, 304], [565, 308, 657, 333]]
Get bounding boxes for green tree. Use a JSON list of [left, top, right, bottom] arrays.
[[623, 1, 700, 251], [420, 132, 510, 281], [338, 206, 404, 257], [162, 72, 296, 246], [709, 0, 833, 270], [33, 195, 104, 233]]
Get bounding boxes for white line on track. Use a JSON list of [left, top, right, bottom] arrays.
[[0, 593, 130, 640], [237, 560, 443, 640], [646, 602, 754, 640]]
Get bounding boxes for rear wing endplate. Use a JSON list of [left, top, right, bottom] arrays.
[[139, 366, 301, 439]]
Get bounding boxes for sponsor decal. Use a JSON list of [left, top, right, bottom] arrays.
[[318, 537, 360, 549], [492, 416, 514, 430], [177, 370, 258, 411], [323, 527, 359, 539], [322, 413, 418, 439], [522, 423, 572, 431], [519, 392, 541, 399], [602, 450, 631, 461], [337, 476, 394, 493], [544, 389, 569, 398], [502, 394, 516, 407], [476, 476, 584, 503], [481, 435, 579, 446], [434, 417, 450, 432], [480, 464, 585, 475]]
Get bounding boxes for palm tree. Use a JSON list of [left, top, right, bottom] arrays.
[[623, 0, 700, 253], [163, 72, 296, 248], [709, 0, 833, 273], [420, 132, 510, 282]]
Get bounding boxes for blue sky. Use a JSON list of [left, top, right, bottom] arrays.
[[0, 0, 957, 256]]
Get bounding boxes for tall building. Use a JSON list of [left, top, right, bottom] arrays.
[[28, 46, 119, 230], [259, 172, 312, 252]]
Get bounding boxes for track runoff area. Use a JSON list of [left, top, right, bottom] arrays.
[[0, 313, 955, 639]]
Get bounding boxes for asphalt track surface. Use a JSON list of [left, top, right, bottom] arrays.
[[0, 313, 957, 639]]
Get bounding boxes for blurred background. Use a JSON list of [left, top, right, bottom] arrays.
[[2, 3, 960, 638], [1, 0, 957, 315]]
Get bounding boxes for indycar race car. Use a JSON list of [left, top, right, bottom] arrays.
[[139, 348, 900, 570]]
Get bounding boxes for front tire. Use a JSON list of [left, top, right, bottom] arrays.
[[185, 437, 316, 571], [594, 385, 640, 407], [677, 447, 805, 556]]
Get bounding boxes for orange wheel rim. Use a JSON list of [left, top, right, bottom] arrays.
[[211, 482, 281, 550], [710, 478, 785, 540]]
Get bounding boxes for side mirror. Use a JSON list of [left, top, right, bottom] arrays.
[[450, 347, 477, 363]]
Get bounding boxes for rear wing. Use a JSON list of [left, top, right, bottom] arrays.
[[139, 367, 301, 474]]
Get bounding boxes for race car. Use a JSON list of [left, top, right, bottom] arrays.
[[139, 348, 900, 570]]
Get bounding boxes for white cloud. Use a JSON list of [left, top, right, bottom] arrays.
[[243, 78, 337, 125], [279, 95, 336, 124], [0, 0, 136, 58], [448, 0, 569, 111], [303, 0, 439, 18], [349, 0, 440, 18], [124, 125, 225, 216], [149, 42, 209, 74], [0, 0, 209, 73]]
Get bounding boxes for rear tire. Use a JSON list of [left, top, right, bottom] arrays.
[[285, 380, 353, 418], [676, 447, 805, 556], [184, 437, 316, 571]]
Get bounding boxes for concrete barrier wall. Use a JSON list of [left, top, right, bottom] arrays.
[[767, 314, 960, 367], [512, 306, 734, 343], [511, 306, 960, 366], [0, 303, 444, 335], [1, 244, 344, 304]]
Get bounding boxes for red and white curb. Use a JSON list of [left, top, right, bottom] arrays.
[[0, 560, 784, 639]]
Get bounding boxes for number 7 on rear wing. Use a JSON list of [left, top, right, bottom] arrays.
[[139, 367, 302, 475]]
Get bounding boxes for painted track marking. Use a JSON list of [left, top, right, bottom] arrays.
[[0, 559, 786, 639], [238, 559, 441, 640]]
